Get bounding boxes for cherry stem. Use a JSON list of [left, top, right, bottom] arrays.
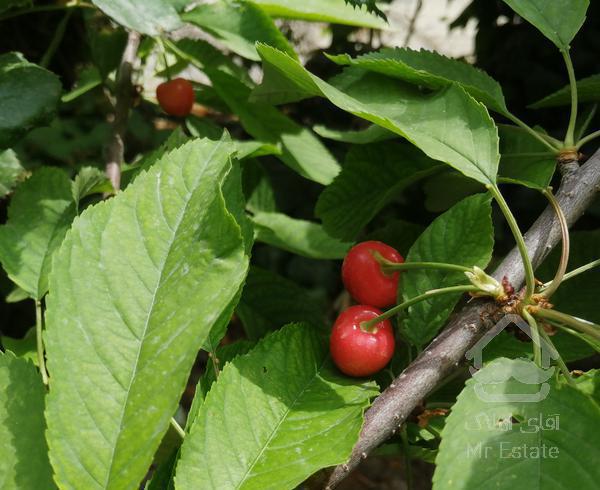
[[504, 112, 561, 152], [533, 308, 600, 341], [35, 300, 49, 386], [170, 417, 185, 439], [488, 184, 536, 302], [521, 308, 542, 367], [156, 36, 171, 81], [362, 285, 480, 330], [542, 258, 600, 288], [539, 188, 570, 298], [379, 260, 471, 274], [536, 322, 575, 386], [561, 49, 578, 148], [576, 129, 600, 149]]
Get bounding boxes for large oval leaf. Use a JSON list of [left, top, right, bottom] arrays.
[[182, 2, 296, 61], [0, 167, 76, 300], [90, 0, 181, 35], [530, 74, 600, 109], [0, 52, 61, 149], [316, 142, 440, 241], [327, 48, 508, 115], [44, 137, 249, 489], [502, 0, 589, 50], [498, 124, 556, 189], [209, 70, 340, 186], [0, 352, 54, 489], [251, 211, 352, 259], [252, 0, 387, 28], [253, 44, 500, 186], [175, 323, 378, 490], [434, 359, 600, 489]]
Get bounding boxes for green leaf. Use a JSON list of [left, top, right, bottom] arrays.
[[316, 142, 440, 241], [185, 116, 224, 140], [170, 38, 251, 83], [343, 0, 386, 20], [1, 328, 37, 365], [182, 2, 296, 61], [254, 45, 500, 185], [44, 137, 249, 490], [0, 352, 54, 489], [252, 211, 352, 259], [364, 219, 425, 256], [121, 128, 190, 187], [175, 323, 378, 490], [0, 52, 61, 149], [237, 266, 326, 340], [0, 167, 76, 300], [185, 340, 256, 433], [252, 0, 387, 28], [242, 160, 277, 213], [61, 66, 102, 103], [0, 149, 25, 198], [402, 194, 494, 346], [530, 74, 600, 109], [5, 285, 29, 303], [502, 0, 589, 50], [573, 369, 600, 400], [209, 69, 340, 185], [433, 358, 600, 489], [90, 0, 181, 35], [497, 124, 556, 189], [313, 124, 394, 144], [71, 166, 112, 209], [86, 23, 127, 80], [423, 172, 484, 213], [327, 48, 508, 114]]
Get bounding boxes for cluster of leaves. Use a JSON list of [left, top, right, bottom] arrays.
[[0, 0, 599, 489]]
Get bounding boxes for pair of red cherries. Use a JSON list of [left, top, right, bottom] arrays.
[[331, 241, 404, 377]]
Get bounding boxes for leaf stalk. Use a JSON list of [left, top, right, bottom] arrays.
[[35, 300, 49, 386]]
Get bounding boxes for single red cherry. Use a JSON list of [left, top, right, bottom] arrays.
[[330, 305, 395, 377], [156, 78, 195, 116], [342, 240, 404, 308]]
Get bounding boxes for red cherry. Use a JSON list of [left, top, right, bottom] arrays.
[[342, 240, 404, 308], [330, 305, 395, 377], [156, 78, 195, 116]]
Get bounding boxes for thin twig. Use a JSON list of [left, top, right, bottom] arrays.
[[403, 0, 422, 46], [539, 188, 570, 298], [104, 31, 141, 192], [40, 9, 72, 68]]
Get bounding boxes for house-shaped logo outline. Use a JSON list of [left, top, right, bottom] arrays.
[[465, 314, 561, 402]]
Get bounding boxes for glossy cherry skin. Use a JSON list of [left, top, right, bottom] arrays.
[[330, 305, 395, 377], [156, 78, 195, 116], [342, 240, 404, 308]]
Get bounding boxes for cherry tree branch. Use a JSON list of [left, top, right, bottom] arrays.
[[105, 31, 140, 192], [326, 148, 600, 488]]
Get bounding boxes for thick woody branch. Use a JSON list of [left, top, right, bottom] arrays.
[[326, 148, 600, 488], [105, 31, 140, 192]]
